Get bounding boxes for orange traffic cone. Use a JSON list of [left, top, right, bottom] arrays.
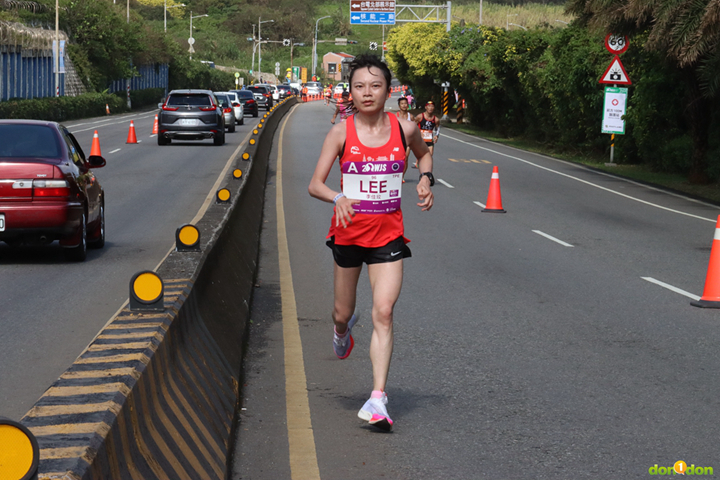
[[90, 130, 102, 157], [126, 120, 138, 144], [692, 215, 720, 308], [152, 114, 159, 135], [482, 166, 506, 213], [105, 104, 110, 115]]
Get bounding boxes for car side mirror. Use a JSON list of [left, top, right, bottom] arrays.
[[87, 155, 106, 168], [158, 103, 164, 109]]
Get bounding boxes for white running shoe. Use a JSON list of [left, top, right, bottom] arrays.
[[358, 392, 393, 431], [333, 314, 358, 359]]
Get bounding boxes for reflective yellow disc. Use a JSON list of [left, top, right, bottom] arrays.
[[218, 188, 231, 202], [242, 153, 250, 160], [253, 129, 258, 135], [0, 425, 34, 480], [133, 273, 162, 302], [250, 139, 256, 145], [178, 225, 199, 246], [257, 123, 263, 128], [233, 169, 242, 179]]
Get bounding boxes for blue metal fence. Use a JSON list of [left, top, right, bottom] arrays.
[[108, 63, 169, 95], [0, 45, 64, 101]]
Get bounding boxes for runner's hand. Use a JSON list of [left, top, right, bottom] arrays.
[[335, 196, 361, 228], [417, 178, 434, 211]]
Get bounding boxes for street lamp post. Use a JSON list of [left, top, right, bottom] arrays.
[[258, 18, 274, 79], [313, 15, 331, 78], [165, 1, 186, 33], [189, 11, 209, 60], [55, 0, 59, 96]]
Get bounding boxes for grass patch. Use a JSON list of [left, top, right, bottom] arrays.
[[445, 122, 720, 205], [450, 3, 573, 29]]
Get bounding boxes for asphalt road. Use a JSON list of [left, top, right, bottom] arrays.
[[233, 96, 720, 479], [0, 107, 262, 421]]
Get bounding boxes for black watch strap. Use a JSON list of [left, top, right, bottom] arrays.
[[420, 172, 435, 187]]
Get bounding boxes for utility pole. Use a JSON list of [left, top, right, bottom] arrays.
[[55, 0, 59, 96]]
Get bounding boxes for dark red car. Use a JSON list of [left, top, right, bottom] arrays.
[[0, 120, 106, 261]]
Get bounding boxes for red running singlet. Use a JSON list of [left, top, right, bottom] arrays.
[[327, 113, 408, 248]]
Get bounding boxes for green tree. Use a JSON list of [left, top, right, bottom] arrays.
[[567, 0, 720, 183]]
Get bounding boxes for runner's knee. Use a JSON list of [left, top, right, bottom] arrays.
[[333, 305, 354, 324]]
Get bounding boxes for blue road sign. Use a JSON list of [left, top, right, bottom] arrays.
[[350, 12, 395, 25]]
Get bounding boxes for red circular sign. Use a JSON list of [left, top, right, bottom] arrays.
[[605, 34, 629, 55], [612, 99, 619, 106]]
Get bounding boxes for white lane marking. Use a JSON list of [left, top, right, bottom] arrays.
[[108, 148, 121, 154], [69, 113, 157, 133], [473, 201, 486, 208], [641, 277, 700, 301], [437, 178, 455, 189], [443, 133, 716, 223], [532, 230, 574, 247], [150, 134, 157, 138]]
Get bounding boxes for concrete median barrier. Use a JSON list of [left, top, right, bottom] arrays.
[[19, 97, 298, 480]]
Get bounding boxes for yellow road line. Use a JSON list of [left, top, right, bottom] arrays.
[[276, 106, 321, 480]]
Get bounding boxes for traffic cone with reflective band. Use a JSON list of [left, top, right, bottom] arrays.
[[90, 130, 102, 157], [482, 166, 506, 213], [691, 215, 720, 308], [126, 120, 138, 144], [152, 114, 159, 135], [105, 104, 110, 115]]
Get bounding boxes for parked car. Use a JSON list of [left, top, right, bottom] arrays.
[[157, 89, 225, 146], [246, 85, 273, 110], [276, 84, 293, 99], [0, 120, 106, 261], [216, 91, 244, 125], [305, 81, 322, 95], [214, 94, 236, 133], [334, 82, 350, 95], [232, 90, 259, 117]]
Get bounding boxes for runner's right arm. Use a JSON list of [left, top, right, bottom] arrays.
[[308, 124, 361, 227]]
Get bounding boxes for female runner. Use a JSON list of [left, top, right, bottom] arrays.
[[309, 54, 435, 431]]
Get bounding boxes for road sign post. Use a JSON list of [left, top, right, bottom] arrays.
[[602, 86, 628, 165]]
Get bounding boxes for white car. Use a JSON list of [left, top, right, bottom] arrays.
[[334, 82, 349, 95], [258, 84, 280, 101], [305, 81, 322, 95], [215, 91, 244, 125]]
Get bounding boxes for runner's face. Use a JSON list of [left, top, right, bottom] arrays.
[[398, 99, 408, 112], [426, 103, 435, 115], [350, 66, 389, 114]]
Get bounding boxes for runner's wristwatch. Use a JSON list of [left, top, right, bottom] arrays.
[[419, 172, 435, 187]]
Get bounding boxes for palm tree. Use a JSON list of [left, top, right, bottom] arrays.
[[567, 0, 720, 183]]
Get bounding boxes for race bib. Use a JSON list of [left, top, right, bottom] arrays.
[[421, 129, 433, 141], [342, 160, 404, 214]]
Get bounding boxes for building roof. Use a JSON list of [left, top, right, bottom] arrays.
[[323, 52, 355, 59]]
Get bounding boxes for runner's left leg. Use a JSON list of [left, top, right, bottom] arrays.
[[367, 260, 403, 392]]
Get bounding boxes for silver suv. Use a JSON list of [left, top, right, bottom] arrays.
[[246, 85, 273, 110], [157, 89, 225, 146]]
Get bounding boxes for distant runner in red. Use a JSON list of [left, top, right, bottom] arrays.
[[413, 101, 439, 168], [309, 54, 435, 431]]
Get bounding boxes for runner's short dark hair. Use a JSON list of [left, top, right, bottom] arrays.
[[348, 54, 392, 91], [397, 96, 408, 105]]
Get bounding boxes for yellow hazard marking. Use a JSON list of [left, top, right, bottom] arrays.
[[116, 409, 145, 480], [87, 343, 152, 352], [97, 331, 165, 341], [105, 323, 168, 331], [39, 446, 92, 462], [448, 158, 459, 162], [277, 106, 321, 479], [0, 424, 34, 479], [24, 401, 122, 418], [178, 225, 199, 246], [217, 188, 231, 202], [30, 422, 111, 437], [481, 160, 491, 164], [75, 353, 151, 365], [45, 383, 132, 397], [470, 159, 481, 163], [60, 368, 141, 380]]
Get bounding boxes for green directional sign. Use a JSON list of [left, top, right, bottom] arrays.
[[601, 86, 628, 135]]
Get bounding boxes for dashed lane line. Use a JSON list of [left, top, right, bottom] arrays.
[[442, 133, 717, 223], [473, 201, 486, 208], [437, 178, 455, 189], [109, 148, 121, 154], [641, 277, 700, 301], [532, 230, 574, 247]]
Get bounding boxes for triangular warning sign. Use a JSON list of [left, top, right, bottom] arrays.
[[599, 56, 631, 85]]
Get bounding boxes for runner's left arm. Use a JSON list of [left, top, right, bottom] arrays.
[[401, 121, 434, 212]]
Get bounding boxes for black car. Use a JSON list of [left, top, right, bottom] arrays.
[[276, 85, 293, 99], [246, 85, 273, 110], [157, 89, 225, 146], [232, 90, 259, 117]]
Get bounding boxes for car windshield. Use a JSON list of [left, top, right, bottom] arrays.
[[167, 94, 212, 106], [247, 87, 265, 93], [278, 86, 291, 91], [0, 125, 61, 158], [237, 91, 254, 99], [216, 95, 230, 107]]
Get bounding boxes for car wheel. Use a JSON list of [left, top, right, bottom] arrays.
[[88, 203, 105, 249], [239, 117, 244, 125], [64, 212, 87, 262], [214, 131, 224, 146], [158, 135, 168, 146], [253, 110, 258, 117], [229, 123, 236, 133]]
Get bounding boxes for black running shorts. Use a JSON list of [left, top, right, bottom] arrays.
[[326, 236, 412, 268]]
